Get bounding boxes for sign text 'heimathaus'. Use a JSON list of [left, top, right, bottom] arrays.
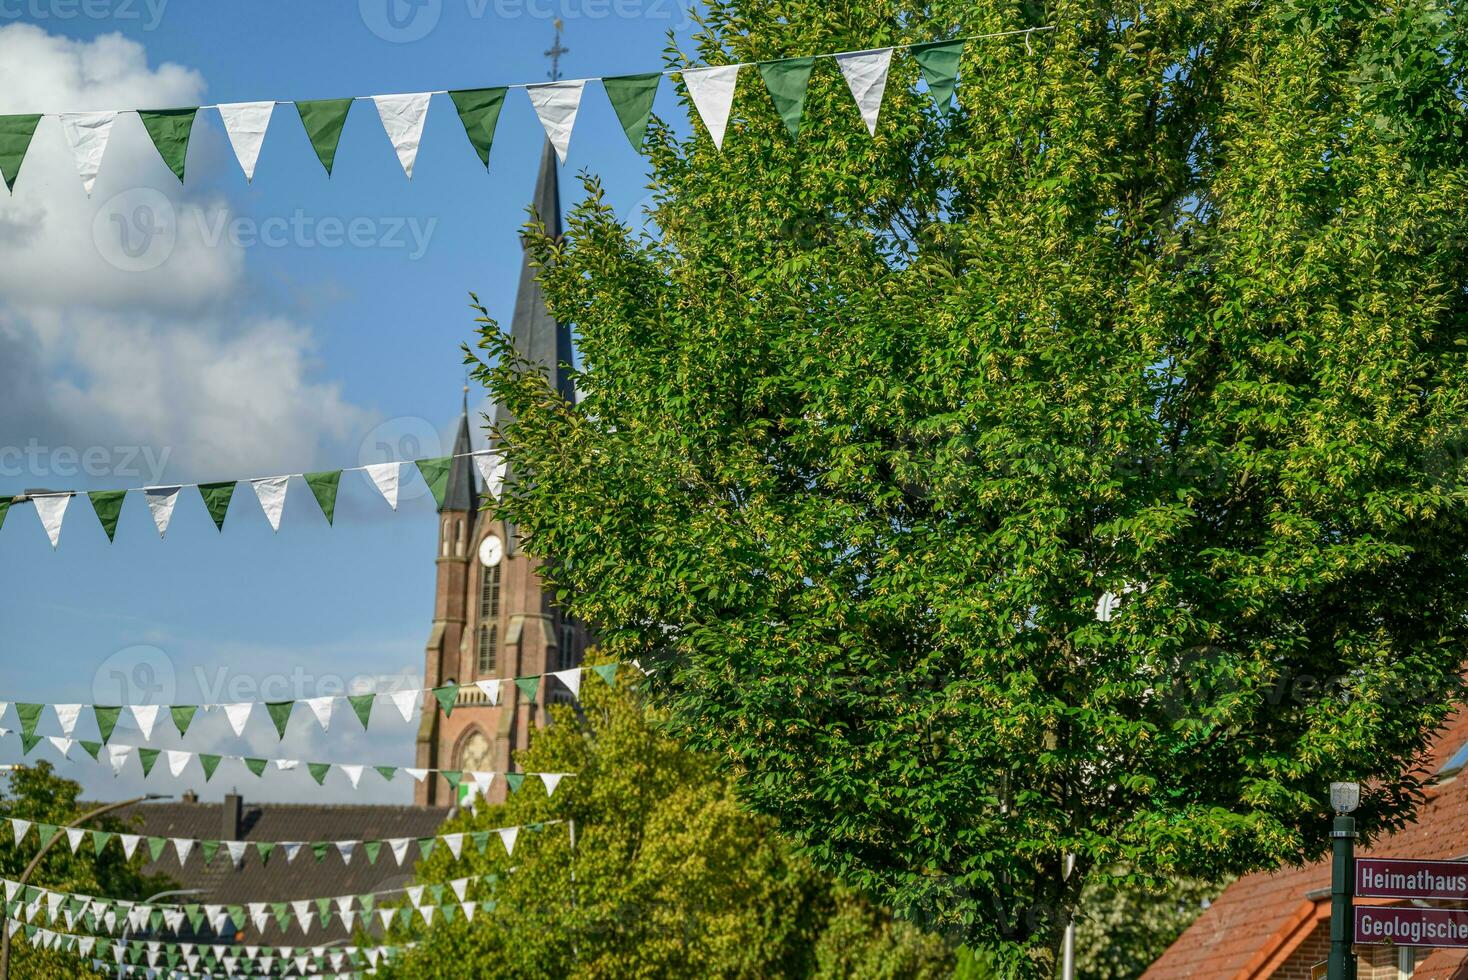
[[1356, 858, 1468, 901]]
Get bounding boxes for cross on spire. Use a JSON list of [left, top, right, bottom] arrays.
[[545, 18, 569, 81]]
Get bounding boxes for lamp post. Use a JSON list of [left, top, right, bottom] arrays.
[[0, 791, 171, 980], [1328, 781, 1360, 980]]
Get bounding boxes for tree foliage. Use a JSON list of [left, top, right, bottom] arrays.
[[0, 763, 168, 979], [374, 662, 952, 978], [476, 0, 1468, 973]]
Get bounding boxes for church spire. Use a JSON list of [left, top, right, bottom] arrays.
[[441, 387, 477, 513]]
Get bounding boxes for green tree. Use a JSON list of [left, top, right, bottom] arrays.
[[1073, 872, 1220, 980], [375, 661, 953, 979], [476, 0, 1468, 974], [0, 762, 168, 979]]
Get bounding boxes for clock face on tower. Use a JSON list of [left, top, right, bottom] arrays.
[[478, 534, 503, 568]]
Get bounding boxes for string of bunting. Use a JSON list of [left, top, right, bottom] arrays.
[[1, 449, 507, 549], [8, 815, 559, 869], [6, 872, 495, 937], [0, 28, 1051, 195], [0, 661, 618, 746]]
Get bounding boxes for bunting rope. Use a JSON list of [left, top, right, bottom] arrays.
[[0, 662, 618, 746], [1, 448, 507, 548], [0, 29, 1052, 194], [8, 815, 561, 872], [13, 922, 409, 970], [0, 730, 571, 797]]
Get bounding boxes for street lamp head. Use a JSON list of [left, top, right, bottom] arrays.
[[1330, 781, 1360, 814]]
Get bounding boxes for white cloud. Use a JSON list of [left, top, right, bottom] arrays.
[[0, 25, 372, 482]]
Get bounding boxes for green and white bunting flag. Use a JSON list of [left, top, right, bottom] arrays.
[[31, 492, 69, 548], [144, 486, 180, 537], [197, 481, 236, 531], [0, 30, 1041, 194], [362, 462, 400, 510], [303, 469, 341, 524], [87, 490, 126, 542]]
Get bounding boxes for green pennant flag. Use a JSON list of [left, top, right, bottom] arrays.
[[138, 748, 161, 776], [138, 108, 198, 182], [271, 902, 288, 928], [92, 830, 112, 856], [591, 663, 618, 687], [146, 836, 167, 860], [0, 114, 41, 191], [256, 842, 276, 865], [88, 490, 127, 542], [307, 761, 331, 785], [374, 765, 396, 782], [0, 499, 8, 533], [417, 837, 435, 860], [505, 772, 525, 794], [429, 883, 445, 903], [315, 897, 332, 925], [911, 39, 964, 113], [94, 705, 122, 743], [197, 481, 236, 531], [244, 757, 268, 777], [200, 839, 219, 865], [170, 705, 198, 737], [186, 906, 204, 932], [441, 770, 462, 792], [264, 700, 294, 738], [310, 840, 330, 862], [78, 740, 102, 760], [304, 469, 341, 524], [14, 702, 43, 737], [603, 73, 660, 150], [35, 824, 56, 848], [198, 754, 222, 781], [448, 88, 507, 170], [415, 456, 454, 511], [514, 676, 540, 704], [364, 840, 381, 865], [758, 56, 816, 138], [349, 694, 375, 729], [19, 733, 41, 755], [471, 830, 490, 853], [432, 684, 460, 716], [360, 893, 375, 914], [295, 99, 353, 176]]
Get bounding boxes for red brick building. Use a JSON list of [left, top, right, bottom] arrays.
[[1145, 710, 1468, 979], [412, 139, 589, 806]]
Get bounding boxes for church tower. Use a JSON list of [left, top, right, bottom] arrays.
[[414, 137, 588, 806]]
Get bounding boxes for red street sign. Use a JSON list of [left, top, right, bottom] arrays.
[[1356, 858, 1468, 900], [1355, 906, 1468, 948]]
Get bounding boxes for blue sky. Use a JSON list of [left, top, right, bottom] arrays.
[[0, 1, 699, 804]]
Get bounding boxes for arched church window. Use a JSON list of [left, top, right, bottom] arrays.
[[478, 624, 497, 674]]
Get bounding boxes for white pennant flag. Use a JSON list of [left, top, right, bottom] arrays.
[[172, 838, 194, 864], [472, 452, 506, 500], [250, 476, 289, 532], [472, 771, 494, 796], [473, 679, 502, 706], [462, 901, 477, 922], [339, 764, 363, 789], [388, 690, 419, 723], [11, 819, 30, 846], [681, 65, 740, 150], [290, 899, 310, 927], [304, 696, 334, 732], [406, 885, 424, 907], [32, 493, 71, 549], [59, 111, 116, 195], [65, 828, 86, 853], [143, 487, 181, 537], [372, 93, 432, 178], [226, 840, 248, 864], [108, 745, 131, 774], [403, 767, 428, 783], [525, 80, 586, 164], [47, 736, 73, 758], [363, 462, 400, 510], [443, 834, 463, 859], [388, 838, 411, 866], [130, 704, 160, 741], [119, 834, 140, 860], [165, 749, 191, 777], [222, 702, 253, 737], [335, 841, 356, 865], [378, 908, 396, 930], [541, 772, 565, 797], [282, 842, 303, 863], [449, 878, 469, 902], [835, 48, 893, 136], [419, 905, 436, 926], [551, 668, 582, 699], [53, 704, 83, 737], [498, 826, 519, 856], [216, 102, 273, 182]]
